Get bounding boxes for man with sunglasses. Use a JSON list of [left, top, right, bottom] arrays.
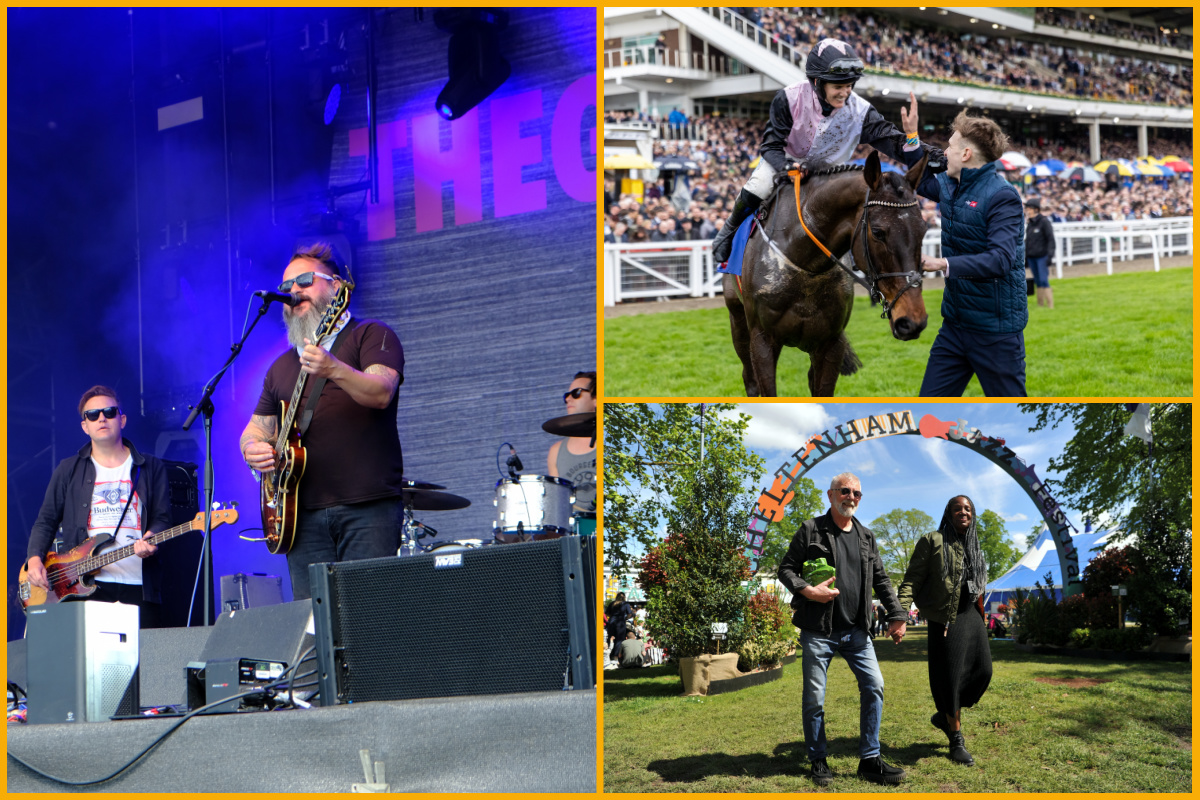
[[25, 386, 171, 627], [546, 371, 596, 513], [240, 242, 405, 601], [778, 473, 910, 786], [711, 38, 937, 265]]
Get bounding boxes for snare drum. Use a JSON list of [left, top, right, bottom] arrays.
[[572, 511, 596, 537], [493, 475, 575, 543], [426, 539, 489, 554]]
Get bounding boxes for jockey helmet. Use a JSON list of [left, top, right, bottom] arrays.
[[805, 38, 864, 84]]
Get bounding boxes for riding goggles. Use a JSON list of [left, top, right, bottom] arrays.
[[563, 387, 592, 403], [83, 406, 120, 422], [278, 271, 336, 293], [824, 58, 864, 81]]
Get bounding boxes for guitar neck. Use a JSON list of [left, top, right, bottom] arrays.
[[75, 518, 199, 574], [277, 369, 310, 450]]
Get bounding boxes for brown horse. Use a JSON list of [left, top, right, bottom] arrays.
[[723, 150, 930, 397]]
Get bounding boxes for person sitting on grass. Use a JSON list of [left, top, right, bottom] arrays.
[[617, 632, 645, 669]]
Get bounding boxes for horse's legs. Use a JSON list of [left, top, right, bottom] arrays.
[[748, 327, 783, 397], [728, 307, 759, 396], [808, 338, 846, 397]]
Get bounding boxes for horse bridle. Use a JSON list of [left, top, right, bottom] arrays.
[[784, 171, 924, 320]]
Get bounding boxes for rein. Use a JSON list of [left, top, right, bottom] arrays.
[[787, 169, 924, 320]]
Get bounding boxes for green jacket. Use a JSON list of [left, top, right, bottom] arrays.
[[896, 528, 973, 626]]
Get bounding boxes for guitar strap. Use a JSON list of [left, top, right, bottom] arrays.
[[298, 323, 355, 438], [108, 462, 142, 542]]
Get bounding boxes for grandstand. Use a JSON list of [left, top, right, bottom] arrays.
[[603, 7, 1191, 160]]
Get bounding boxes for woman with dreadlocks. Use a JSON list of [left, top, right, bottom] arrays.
[[896, 495, 993, 766]]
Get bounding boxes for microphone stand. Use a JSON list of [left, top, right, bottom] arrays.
[[181, 295, 278, 626]]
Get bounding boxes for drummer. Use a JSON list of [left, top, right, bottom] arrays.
[[547, 371, 596, 513]]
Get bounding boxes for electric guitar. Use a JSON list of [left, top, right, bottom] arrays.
[[18, 507, 239, 611], [259, 280, 352, 555]]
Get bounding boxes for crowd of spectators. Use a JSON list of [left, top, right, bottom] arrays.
[[1036, 8, 1191, 51], [604, 111, 1192, 244], [745, 8, 1192, 108], [699, 8, 1193, 108]]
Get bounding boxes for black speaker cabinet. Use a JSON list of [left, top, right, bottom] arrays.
[[310, 537, 593, 706]]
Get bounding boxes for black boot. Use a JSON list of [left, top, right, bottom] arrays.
[[711, 189, 762, 263], [947, 731, 975, 766]]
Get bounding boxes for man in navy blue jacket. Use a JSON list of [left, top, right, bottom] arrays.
[[908, 112, 1027, 397]]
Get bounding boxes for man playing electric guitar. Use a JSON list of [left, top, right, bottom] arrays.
[[24, 385, 172, 628], [240, 242, 406, 601]]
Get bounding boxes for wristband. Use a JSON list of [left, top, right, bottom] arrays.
[[905, 131, 918, 138]]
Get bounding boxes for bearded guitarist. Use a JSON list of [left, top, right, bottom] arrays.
[[239, 242, 406, 601], [24, 385, 172, 628]]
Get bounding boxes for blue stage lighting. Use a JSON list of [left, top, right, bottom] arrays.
[[433, 9, 510, 122]]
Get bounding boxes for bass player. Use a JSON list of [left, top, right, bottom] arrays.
[[239, 242, 406, 601], [24, 385, 171, 627]]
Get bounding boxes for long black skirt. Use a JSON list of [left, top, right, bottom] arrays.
[[927, 591, 993, 716]]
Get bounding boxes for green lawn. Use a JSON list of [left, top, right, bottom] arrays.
[[603, 268, 1193, 397], [602, 629, 1191, 792]]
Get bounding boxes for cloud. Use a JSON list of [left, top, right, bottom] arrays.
[[737, 403, 834, 453], [1006, 512, 1029, 522]]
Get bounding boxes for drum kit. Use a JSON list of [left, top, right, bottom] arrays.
[[398, 410, 596, 556]]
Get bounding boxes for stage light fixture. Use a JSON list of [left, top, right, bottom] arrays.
[[434, 8, 511, 121], [324, 83, 342, 125]]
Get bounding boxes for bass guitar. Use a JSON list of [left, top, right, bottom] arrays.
[[18, 507, 238, 611], [259, 280, 352, 554]]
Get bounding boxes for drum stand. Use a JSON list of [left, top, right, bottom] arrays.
[[399, 502, 438, 556]]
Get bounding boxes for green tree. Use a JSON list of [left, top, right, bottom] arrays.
[[640, 460, 756, 658], [603, 403, 765, 572], [1019, 403, 1191, 633], [756, 477, 824, 579], [869, 508, 934, 584], [975, 509, 1022, 581]]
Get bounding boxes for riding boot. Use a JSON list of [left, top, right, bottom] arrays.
[[1045, 287, 1054, 309], [711, 189, 762, 263], [1035, 287, 1046, 307]]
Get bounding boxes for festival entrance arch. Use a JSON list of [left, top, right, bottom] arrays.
[[743, 409, 1083, 596]]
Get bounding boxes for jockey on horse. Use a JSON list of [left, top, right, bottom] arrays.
[[711, 38, 942, 265]]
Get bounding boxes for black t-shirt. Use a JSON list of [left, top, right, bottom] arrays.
[[831, 524, 863, 632], [254, 318, 405, 509]]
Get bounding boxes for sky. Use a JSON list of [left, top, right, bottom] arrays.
[[703, 402, 1102, 553]]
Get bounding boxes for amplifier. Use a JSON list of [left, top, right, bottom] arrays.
[[310, 537, 593, 705], [25, 601, 140, 724]]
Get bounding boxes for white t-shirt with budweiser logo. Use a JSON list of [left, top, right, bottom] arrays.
[[88, 455, 143, 585]]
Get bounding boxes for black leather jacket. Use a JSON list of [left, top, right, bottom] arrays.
[[778, 510, 907, 635]]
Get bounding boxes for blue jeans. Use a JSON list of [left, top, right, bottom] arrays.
[[286, 496, 402, 600], [1027, 256, 1050, 288], [801, 627, 885, 760]]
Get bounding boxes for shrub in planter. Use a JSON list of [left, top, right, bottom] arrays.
[[1088, 626, 1153, 651], [638, 463, 754, 661], [1068, 628, 1090, 648]]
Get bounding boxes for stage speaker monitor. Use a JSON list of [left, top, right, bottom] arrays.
[[25, 601, 140, 724], [310, 536, 593, 706], [198, 600, 315, 673], [220, 573, 285, 612]]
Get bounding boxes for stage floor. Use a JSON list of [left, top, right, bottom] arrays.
[[8, 689, 596, 793]]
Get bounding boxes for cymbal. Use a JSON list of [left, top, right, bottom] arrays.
[[400, 477, 446, 491], [400, 488, 471, 511], [542, 411, 596, 438]]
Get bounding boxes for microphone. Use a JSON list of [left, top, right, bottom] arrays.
[[255, 290, 298, 307], [506, 445, 523, 479]]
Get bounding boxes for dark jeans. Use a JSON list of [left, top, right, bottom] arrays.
[[919, 323, 1027, 397], [89, 581, 161, 628], [286, 496, 402, 600], [1027, 256, 1050, 288]]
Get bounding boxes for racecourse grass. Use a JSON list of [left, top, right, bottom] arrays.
[[601, 629, 1191, 792], [602, 267, 1192, 397]]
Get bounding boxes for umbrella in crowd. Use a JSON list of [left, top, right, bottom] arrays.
[[999, 150, 1032, 170], [653, 156, 700, 171], [1022, 164, 1056, 177], [1094, 160, 1135, 176], [1059, 165, 1104, 183], [1035, 158, 1066, 173], [1133, 160, 1169, 177], [1163, 160, 1193, 173]]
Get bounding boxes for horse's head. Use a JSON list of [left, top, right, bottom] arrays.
[[854, 150, 929, 341]]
